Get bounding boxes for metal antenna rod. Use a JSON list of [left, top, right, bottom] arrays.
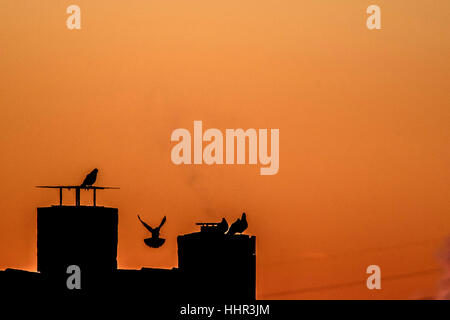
[[36, 186, 119, 206]]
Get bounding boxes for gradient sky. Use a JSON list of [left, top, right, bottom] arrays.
[[0, 0, 449, 299]]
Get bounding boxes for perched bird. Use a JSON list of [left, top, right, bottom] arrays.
[[216, 218, 229, 234], [81, 168, 98, 188], [227, 212, 248, 235], [138, 215, 167, 248]]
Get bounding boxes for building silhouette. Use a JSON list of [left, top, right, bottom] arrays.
[[0, 186, 256, 300], [178, 228, 256, 300]]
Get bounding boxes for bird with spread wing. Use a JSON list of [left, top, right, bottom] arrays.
[[138, 215, 167, 248]]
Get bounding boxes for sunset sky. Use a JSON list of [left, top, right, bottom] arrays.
[[0, 0, 449, 299]]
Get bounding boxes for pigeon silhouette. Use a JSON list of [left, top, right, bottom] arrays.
[[81, 168, 98, 188], [227, 212, 248, 235], [216, 218, 229, 234], [138, 215, 167, 248]]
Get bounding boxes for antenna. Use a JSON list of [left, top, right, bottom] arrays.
[[195, 222, 220, 233], [36, 185, 119, 207]]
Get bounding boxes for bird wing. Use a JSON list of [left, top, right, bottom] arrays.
[[90, 170, 98, 184], [227, 218, 240, 235], [240, 216, 248, 233], [219, 218, 229, 233], [81, 174, 90, 186], [138, 215, 154, 232], [158, 216, 167, 229], [81, 170, 96, 186]]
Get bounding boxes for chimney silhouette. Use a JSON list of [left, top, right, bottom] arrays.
[[177, 224, 256, 300], [36, 186, 118, 292]]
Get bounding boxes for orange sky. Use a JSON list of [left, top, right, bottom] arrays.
[[0, 0, 449, 299]]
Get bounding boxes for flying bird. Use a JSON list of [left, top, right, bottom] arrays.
[[227, 212, 248, 235], [81, 168, 98, 188], [138, 215, 167, 248], [216, 218, 229, 234]]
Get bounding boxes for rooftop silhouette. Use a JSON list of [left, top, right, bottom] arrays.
[[0, 170, 256, 300]]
